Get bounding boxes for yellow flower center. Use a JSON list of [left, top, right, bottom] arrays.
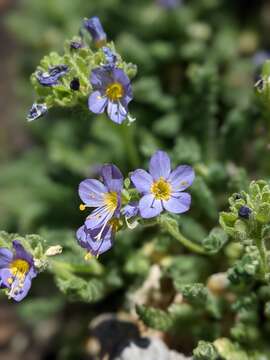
[[106, 82, 123, 101], [10, 259, 30, 279], [151, 177, 171, 201], [104, 192, 118, 212]]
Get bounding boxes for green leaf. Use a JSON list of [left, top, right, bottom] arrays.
[[136, 305, 174, 332], [202, 227, 228, 254]]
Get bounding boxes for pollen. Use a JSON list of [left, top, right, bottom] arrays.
[[84, 252, 92, 261], [80, 204, 86, 211], [10, 259, 30, 279], [106, 82, 123, 101], [151, 177, 171, 201], [104, 192, 118, 212]]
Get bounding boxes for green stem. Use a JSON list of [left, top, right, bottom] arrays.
[[120, 124, 140, 168], [157, 217, 207, 255]]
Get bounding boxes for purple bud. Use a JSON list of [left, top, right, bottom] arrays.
[[84, 16, 107, 47], [238, 206, 252, 219]]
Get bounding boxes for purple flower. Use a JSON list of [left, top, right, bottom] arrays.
[[76, 219, 119, 257], [122, 202, 139, 219], [0, 241, 37, 302], [84, 16, 107, 48], [78, 164, 123, 240], [157, 0, 182, 9], [131, 150, 195, 219], [27, 103, 48, 122], [88, 67, 133, 124], [36, 64, 69, 86]]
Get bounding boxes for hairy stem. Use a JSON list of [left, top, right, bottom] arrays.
[[157, 216, 207, 255]]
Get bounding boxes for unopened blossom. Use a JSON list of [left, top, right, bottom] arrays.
[[102, 47, 117, 69], [79, 164, 123, 240], [76, 218, 120, 257], [88, 66, 133, 124], [70, 77, 80, 91], [122, 202, 139, 219], [84, 16, 107, 48], [131, 150, 194, 219], [27, 103, 48, 121], [36, 64, 69, 86], [0, 241, 37, 301]]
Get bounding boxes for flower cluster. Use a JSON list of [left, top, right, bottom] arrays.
[[28, 16, 135, 125], [77, 150, 194, 257]]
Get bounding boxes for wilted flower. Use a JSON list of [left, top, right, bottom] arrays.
[[76, 219, 120, 257], [88, 66, 133, 124], [27, 103, 48, 122], [70, 40, 84, 50], [79, 164, 123, 240], [131, 150, 194, 219], [0, 241, 37, 301], [36, 64, 69, 86], [84, 16, 107, 48]]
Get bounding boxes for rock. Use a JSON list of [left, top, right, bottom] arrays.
[[114, 337, 192, 360]]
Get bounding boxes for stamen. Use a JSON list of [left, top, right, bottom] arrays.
[[106, 82, 124, 101], [80, 204, 86, 211], [151, 177, 172, 201], [104, 192, 118, 212]]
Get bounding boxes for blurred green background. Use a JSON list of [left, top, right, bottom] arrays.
[[1, 0, 270, 359]]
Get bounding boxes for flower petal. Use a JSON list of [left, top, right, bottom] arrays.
[[0, 248, 13, 268], [77, 225, 113, 256], [101, 164, 123, 193], [139, 194, 163, 219], [12, 275, 32, 302], [107, 101, 127, 124], [112, 68, 131, 87], [163, 193, 191, 214], [149, 150, 171, 180], [87, 226, 114, 256], [88, 91, 108, 114], [90, 68, 112, 89], [79, 179, 107, 206], [130, 169, 153, 194], [13, 241, 33, 265], [169, 165, 195, 192], [85, 206, 113, 230]]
